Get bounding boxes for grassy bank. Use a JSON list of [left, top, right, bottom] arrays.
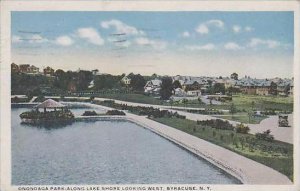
[[217, 114, 268, 124], [152, 117, 293, 181], [230, 94, 293, 112]]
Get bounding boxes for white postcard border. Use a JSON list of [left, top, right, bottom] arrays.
[[1, 1, 300, 191]]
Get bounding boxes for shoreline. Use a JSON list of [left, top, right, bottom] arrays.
[[12, 102, 292, 185]]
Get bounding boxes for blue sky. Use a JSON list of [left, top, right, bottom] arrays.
[[11, 11, 294, 78]]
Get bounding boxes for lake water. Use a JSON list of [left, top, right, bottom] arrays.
[[12, 108, 240, 185]]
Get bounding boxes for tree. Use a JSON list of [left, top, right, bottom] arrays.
[[160, 77, 173, 100], [235, 123, 250, 134], [173, 80, 182, 89], [269, 81, 278, 95], [213, 83, 225, 95], [94, 74, 119, 90], [229, 103, 237, 117], [182, 98, 188, 108], [130, 74, 146, 91], [284, 84, 290, 96], [230, 72, 238, 80], [55, 69, 65, 78], [169, 97, 174, 109], [197, 97, 203, 105], [76, 70, 93, 91], [151, 73, 158, 79]]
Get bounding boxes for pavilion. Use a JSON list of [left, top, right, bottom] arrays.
[[34, 99, 66, 112]]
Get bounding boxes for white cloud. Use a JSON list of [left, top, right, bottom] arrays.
[[196, 19, 224, 35], [76, 27, 104, 46], [101, 19, 144, 36], [232, 25, 241, 33], [29, 34, 48, 43], [185, 43, 216, 51], [181, 31, 190, 38], [248, 38, 280, 49], [55, 36, 74, 46], [196, 25, 209, 34], [12, 35, 22, 43], [245, 26, 254, 32], [224, 42, 243, 50], [135, 37, 167, 50]]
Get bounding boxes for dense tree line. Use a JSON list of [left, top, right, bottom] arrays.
[[53, 70, 93, 91], [94, 74, 123, 90], [11, 72, 50, 95]]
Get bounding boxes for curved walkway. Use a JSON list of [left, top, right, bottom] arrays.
[[74, 102, 292, 184]]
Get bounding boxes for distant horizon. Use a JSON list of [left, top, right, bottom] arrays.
[[12, 11, 294, 79]]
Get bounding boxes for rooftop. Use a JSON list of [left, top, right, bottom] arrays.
[[35, 99, 66, 108]]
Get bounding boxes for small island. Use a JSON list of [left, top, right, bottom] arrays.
[[20, 99, 74, 125]]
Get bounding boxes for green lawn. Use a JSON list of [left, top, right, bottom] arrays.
[[95, 93, 293, 112], [230, 94, 293, 112], [217, 114, 268, 124], [95, 93, 164, 105], [152, 117, 293, 181]]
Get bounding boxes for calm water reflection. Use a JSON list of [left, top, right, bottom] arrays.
[[12, 108, 240, 185]]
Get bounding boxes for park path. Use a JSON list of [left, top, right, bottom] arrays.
[[21, 95, 292, 144], [73, 102, 292, 185], [91, 97, 293, 144], [29, 96, 37, 103]]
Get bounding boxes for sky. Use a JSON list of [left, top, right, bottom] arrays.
[[11, 11, 294, 78]]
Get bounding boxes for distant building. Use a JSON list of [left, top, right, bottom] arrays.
[[11, 63, 19, 73], [121, 76, 131, 85], [19, 64, 30, 73], [144, 79, 162, 95], [88, 80, 94, 89], [256, 81, 271, 96], [174, 88, 186, 97], [92, 69, 100, 76], [182, 81, 202, 91], [289, 81, 294, 97], [43, 66, 54, 77], [18, 64, 39, 74], [28, 65, 39, 74], [186, 90, 201, 97]]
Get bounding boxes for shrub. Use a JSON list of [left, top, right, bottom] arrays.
[[197, 119, 234, 131], [106, 110, 126, 116], [235, 123, 250, 134], [213, 131, 216, 137], [255, 129, 274, 142], [220, 135, 224, 141], [82, 110, 98, 116], [90, 96, 95, 101]]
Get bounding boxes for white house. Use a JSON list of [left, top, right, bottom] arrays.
[[174, 88, 186, 97], [186, 90, 201, 97], [88, 80, 94, 89], [144, 79, 162, 94], [121, 76, 131, 85]]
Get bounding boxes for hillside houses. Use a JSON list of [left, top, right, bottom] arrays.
[[11, 63, 56, 77], [145, 75, 293, 97], [235, 77, 293, 96], [43, 66, 55, 77], [12, 63, 40, 75]]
